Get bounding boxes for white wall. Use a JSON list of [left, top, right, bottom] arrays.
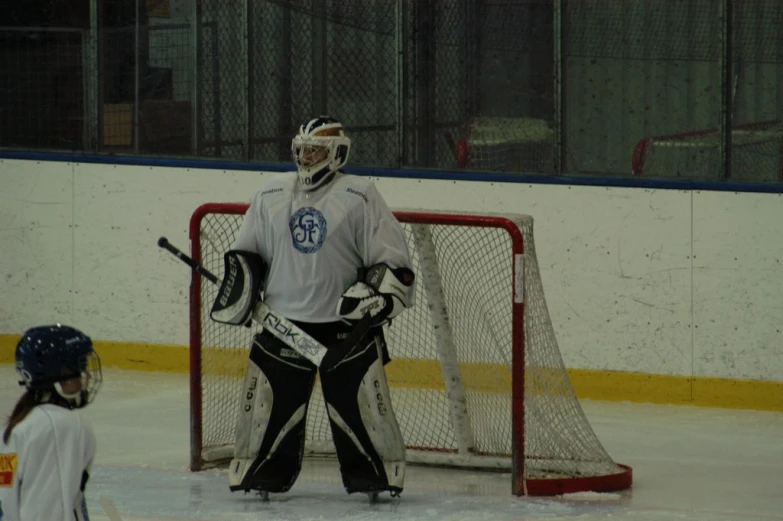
[[1, 159, 781, 382]]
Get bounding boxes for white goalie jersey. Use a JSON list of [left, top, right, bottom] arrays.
[[233, 171, 414, 323], [0, 404, 96, 521]]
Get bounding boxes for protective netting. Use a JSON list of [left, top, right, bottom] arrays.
[[0, 28, 85, 150], [444, 1, 554, 173], [238, 0, 400, 165], [4, 1, 783, 182], [565, 1, 718, 61], [564, 0, 783, 179], [191, 205, 623, 484]]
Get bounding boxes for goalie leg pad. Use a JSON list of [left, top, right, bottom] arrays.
[[229, 330, 316, 493], [319, 330, 405, 495]]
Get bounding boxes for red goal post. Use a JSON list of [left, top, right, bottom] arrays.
[[632, 119, 783, 180], [188, 202, 632, 496]]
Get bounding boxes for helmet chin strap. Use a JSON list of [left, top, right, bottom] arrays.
[[54, 381, 84, 408]]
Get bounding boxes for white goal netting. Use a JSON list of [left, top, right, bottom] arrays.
[[632, 119, 783, 181], [457, 117, 555, 173], [189, 204, 631, 495]]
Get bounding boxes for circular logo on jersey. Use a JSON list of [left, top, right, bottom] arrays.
[[290, 206, 327, 254]]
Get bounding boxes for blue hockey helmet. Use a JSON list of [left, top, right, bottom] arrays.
[[15, 324, 102, 407]]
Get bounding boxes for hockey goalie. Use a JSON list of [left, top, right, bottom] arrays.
[[210, 116, 415, 501]]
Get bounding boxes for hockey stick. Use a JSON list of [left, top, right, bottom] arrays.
[[158, 236, 218, 284], [157, 236, 372, 367]]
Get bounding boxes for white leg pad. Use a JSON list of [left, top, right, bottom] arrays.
[[356, 346, 406, 490], [359, 357, 406, 490], [229, 355, 273, 486]]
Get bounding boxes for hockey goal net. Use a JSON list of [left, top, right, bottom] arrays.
[[450, 117, 555, 173], [632, 119, 783, 181], [189, 203, 631, 496]]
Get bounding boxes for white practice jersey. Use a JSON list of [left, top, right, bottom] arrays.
[[0, 404, 96, 521], [233, 172, 414, 322]]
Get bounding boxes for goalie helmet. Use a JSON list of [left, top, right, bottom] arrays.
[[15, 324, 102, 408], [292, 116, 351, 191]]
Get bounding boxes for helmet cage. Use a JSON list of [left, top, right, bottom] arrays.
[[291, 119, 351, 191], [15, 325, 103, 408], [56, 350, 102, 408], [17, 350, 102, 408]]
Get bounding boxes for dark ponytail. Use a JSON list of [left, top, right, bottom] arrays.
[[4, 391, 41, 444]]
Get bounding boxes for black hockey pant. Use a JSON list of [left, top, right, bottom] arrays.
[[233, 322, 398, 494]]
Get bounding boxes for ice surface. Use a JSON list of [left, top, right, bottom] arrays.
[[0, 367, 779, 521]]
